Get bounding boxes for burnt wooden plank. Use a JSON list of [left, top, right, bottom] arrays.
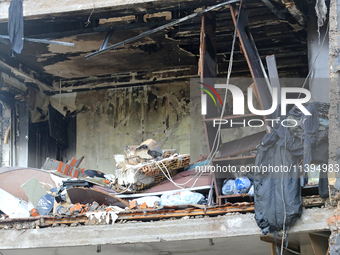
[[218, 130, 266, 158], [213, 155, 256, 165], [199, 11, 221, 153], [230, 4, 272, 115], [118, 203, 254, 220]]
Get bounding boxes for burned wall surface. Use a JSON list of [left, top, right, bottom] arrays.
[[75, 82, 207, 173]]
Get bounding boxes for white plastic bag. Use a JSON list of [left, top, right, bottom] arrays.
[[222, 179, 237, 195], [248, 185, 254, 196], [160, 191, 205, 205]]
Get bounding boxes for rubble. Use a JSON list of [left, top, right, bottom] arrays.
[[0, 135, 327, 233], [114, 139, 190, 191], [0, 139, 198, 227]]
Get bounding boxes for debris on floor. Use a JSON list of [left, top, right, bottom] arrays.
[[114, 139, 190, 191], [0, 132, 328, 230], [0, 139, 208, 226]]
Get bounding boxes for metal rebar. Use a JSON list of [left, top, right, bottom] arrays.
[[0, 35, 74, 47]]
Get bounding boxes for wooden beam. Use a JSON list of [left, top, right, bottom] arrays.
[[229, 4, 272, 115], [260, 236, 300, 254], [118, 203, 254, 220], [0, 59, 53, 93], [200, 11, 221, 155], [266, 54, 281, 119], [266, 55, 280, 102], [55, 66, 198, 94]]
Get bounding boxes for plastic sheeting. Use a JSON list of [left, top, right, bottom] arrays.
[[222, 179, 236, 195], [160, 190, 205, 206], [254, 102, 329, 235]]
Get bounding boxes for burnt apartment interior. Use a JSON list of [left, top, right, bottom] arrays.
[[0, 0, 334, 254], [0, 0, 327, 184]]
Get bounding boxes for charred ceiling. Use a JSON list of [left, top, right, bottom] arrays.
[[0, 0, 314, 94]]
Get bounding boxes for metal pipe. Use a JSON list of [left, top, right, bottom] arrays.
[[0, 35, 74, 47], [85, 0, 240, 59]]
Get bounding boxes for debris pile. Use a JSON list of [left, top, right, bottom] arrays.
[[114, 139, 190, 191], [0, 138, 206, 227]]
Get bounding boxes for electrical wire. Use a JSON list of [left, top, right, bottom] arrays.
[[280, 129, 288, 255]]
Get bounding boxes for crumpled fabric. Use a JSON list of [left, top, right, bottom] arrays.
[[254, 102, 329, 235], [8, 0, 24, 54]]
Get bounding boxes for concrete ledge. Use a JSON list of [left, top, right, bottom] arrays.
[[0, 208, 333, 249], [0, 0, 211, 21], [0, 0, 158, 21]]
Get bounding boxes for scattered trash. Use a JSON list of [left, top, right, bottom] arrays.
[[222, 179, 236, 195], [67, 187, 128, 208], [36, 194, 54, 215], [160, 191, 205, 206], [235, 177, 251, 194], [21, 177, 47, 208], [136, 139, 163, 158], [307, 165, 320, 186], [248, 185, 254, 196], [0, 188, 31, 218], [130, 196, 160, 208], [114, 139, 190, 191]]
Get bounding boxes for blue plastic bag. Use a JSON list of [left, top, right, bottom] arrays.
[[235, 177, 251, 194], [36, 194, 54, 215]]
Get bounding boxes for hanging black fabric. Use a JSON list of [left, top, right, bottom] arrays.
[[8, 0, 24, 54], [254, 126, 302, 235], [254, 102, 329, 235]]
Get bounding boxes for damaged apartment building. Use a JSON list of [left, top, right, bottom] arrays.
[[0, 0, 340, 254]]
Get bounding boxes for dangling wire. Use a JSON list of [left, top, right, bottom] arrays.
[[279, 120, 288, 255]]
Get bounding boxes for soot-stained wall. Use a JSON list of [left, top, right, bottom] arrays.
[[75, 81, 207, 173]]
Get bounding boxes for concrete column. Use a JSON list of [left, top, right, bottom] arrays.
[[328, 0, 340, 197], [307, 3, 329, 103], [328, 0, 340, 253]]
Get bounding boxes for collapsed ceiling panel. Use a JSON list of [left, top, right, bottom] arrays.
[[0, 0, 309, 94]]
